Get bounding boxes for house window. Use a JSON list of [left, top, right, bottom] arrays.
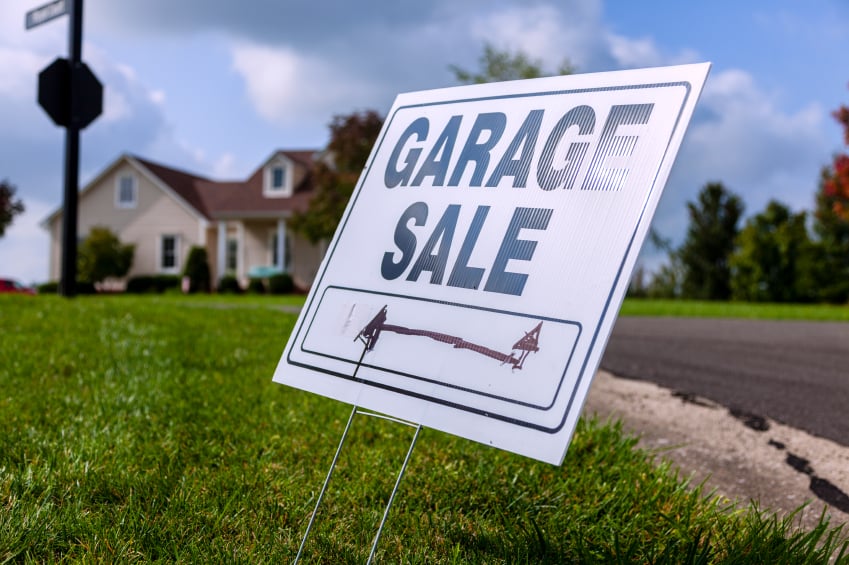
[[271, 166, 286, 190], [226, 238, 238, 273], [116, 173, 137, 208], [264, 158, 292, 197], [160, 234, 179, 272]]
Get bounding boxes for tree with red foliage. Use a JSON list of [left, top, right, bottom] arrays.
[[812, 90, 849, 302], [290, 110, 384, 243], [834, 102, 849, 145], [821, 92, 849, 222], [822, 153, 849, 220]]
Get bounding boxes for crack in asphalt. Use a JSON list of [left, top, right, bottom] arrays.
[[729, 406, 849, 515], [664, 390, 849, 515], [728, 407, 770, 432], [671, 390, 717, 408], [769, 443, 849, 515]]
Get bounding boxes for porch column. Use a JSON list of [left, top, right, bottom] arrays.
[[277, 218, 287, 272], [236, 221, 245, 281], [217, 221, 227, 280], [198, 220, 208, 246]]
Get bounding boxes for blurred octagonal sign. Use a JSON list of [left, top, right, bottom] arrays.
[[38, 57, 102, 129], [274, 63, 711, 465]]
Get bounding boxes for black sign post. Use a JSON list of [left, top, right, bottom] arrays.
[[61, 0, 83, 298], [31, 0, 102, 297]]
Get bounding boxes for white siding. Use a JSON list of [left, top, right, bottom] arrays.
[[48, 161, 202, 279]]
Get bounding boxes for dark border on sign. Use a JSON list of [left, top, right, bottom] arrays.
[[286, 79, 695, 434], [299, 285, 582, 410]]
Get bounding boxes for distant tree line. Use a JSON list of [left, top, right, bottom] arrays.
[[631, 91, 849, 304]]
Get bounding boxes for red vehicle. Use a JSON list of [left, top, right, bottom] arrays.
[[0, 278, 36, 295]]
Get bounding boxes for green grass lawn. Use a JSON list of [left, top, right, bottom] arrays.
[[1, 295, 846, 563], [620, 298, 849, 321], [174, 293, 849, 322]]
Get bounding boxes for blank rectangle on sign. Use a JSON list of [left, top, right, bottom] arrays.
[[300, 286, 581, 411]]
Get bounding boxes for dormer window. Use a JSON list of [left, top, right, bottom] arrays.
[[272, 165, 286, 190], [263, 156, 293, 197], [116, 173, 137, 208]]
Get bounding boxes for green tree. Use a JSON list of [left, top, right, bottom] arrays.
[[678, 182, 744, 300], [450, 42, 574, 84], [730, 201, 817, 302], [182, 246, 211, 293], [811, 91, 849, 303], [646, 256, 685, 299], [290, 110, 384, 243], [0, 179, 25, 237], [812, 166, 849, 303], [77, 227, 134, 284]]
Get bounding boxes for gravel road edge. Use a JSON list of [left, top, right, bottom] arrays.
[[583, 370, 849, 533]]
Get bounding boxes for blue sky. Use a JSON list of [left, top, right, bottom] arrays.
[[1, 0, 847, 284]]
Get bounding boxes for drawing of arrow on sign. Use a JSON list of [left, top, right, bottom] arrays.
[[357, 306, 542, 371]]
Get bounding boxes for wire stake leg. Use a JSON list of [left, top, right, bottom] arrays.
[[294, 339, 370, 563], [366, 423, 421, 564], [293, 403, 358, 564]]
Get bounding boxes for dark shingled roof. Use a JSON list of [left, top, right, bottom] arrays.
[[132, 150, 318, 220], [133, 156, 212, 217]]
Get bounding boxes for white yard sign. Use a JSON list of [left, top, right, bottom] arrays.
[[274, 63, 710, 465]]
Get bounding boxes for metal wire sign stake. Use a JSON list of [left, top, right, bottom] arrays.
[[295, 307, 534, 561]]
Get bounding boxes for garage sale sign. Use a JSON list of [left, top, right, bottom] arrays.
[[273, 63, 710, 465]]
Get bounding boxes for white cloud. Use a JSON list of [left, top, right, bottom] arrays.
[[682, 69, 827, 206], [606, 34, 700, 69], [462, 1, 696, 77], [0, 199, 52, 285], [607, 35, 663, 68], [149, 89, 166, 105], [83, 44, 172, 126], [0, 46, 49, 100], [230, 41, 380, 127], [0, 46, 57, 144], [645, 66, 831, 273], [231, 43, 301, 123], [467, 1, 609, 72], [470, 5, 570, 59], [0, 1, 66, 50], [101, 90, 132, 123], [212, 152, 237, 178]]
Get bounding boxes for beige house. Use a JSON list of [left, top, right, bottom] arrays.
[[44, 150, 326, 290]]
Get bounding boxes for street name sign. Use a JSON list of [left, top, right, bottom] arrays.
[[273, 63, 710, 465], [25, 0, 67, 29]]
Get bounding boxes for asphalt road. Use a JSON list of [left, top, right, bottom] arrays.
[[600, 317, 849, 447]]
